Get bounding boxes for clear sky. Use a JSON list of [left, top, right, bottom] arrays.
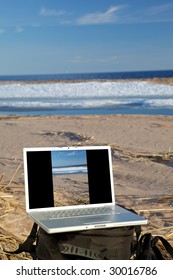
[[51, 150, 87, 168], [0, 0, 173, 75]]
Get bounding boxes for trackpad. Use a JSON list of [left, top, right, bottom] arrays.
[[80, 215, 112, 225]]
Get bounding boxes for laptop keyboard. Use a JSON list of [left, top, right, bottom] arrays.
[[44, 206, 121, 219]]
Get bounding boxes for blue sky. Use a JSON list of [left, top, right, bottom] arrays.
[[51, 150, 87, 168], [0, 0, 173, 75]]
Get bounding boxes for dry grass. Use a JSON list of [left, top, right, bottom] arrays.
[[41, 130, 95, 144], [111, 144, 173, 164], [0, 227, 31, 260]]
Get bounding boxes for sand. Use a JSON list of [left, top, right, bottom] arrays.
[[0, 113, 173, 259], [1, 76, 173, 85]]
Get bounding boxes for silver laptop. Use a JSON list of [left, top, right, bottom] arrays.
[[23, 146, 147, 233]]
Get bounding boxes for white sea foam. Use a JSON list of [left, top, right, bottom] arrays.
[[53, 166, 87, 175], [0, 81, 173, 98], [0, 81, 173, 112]]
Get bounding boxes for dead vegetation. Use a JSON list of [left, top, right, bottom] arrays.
[[111, 144, 173, 166], [41, 130, 95, 144], [0, 226, 31, 260]]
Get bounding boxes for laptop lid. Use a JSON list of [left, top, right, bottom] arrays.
[[23, 146, 115, 213]]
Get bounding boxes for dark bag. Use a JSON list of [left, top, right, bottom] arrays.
[[35, 226, 136, 260], [136, 233, 173, 260], [6, 208, 173, 260], [5, 223, 140, 260]]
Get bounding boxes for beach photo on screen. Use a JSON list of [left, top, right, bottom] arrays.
[[51, 150, 89, 206]]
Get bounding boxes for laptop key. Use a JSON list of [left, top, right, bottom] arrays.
[[44, 207, 121, 219]]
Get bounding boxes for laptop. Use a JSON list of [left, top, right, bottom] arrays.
[[23, 146, 147, 233]]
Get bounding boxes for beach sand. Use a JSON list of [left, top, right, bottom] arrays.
[[0, 113, 173, 259]]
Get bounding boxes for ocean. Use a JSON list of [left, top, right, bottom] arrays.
[[0, 70, 173, 116]]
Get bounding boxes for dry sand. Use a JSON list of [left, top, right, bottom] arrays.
[[0, 112, 173, 259], [53, 173, 90, 207]]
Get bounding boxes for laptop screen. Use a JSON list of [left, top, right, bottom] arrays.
[[24, 147, 114, 210]]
